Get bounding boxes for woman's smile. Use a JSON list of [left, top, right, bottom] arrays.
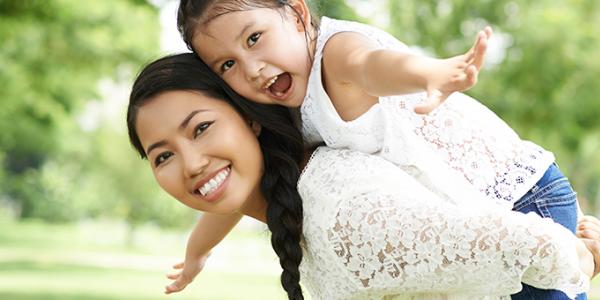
[[135, 90, 264, 215], [192, 166, 231, 202]]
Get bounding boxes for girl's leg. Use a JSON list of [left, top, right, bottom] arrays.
[[511, 163, 585, 300]]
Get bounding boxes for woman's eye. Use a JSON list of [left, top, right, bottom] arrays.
[[221, 60, 235, 73], [194, 121, 213, 138], [154, 152, 173, 167], [247, 32, 261, 47]]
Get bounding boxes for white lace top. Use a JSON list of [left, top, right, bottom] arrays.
[[300, 17, 555, 205], [298, 147, 588, 300]]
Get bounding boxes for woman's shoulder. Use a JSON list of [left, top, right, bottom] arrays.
[[299, 146, 401, 190]]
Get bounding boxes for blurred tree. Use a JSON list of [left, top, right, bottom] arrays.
[[383, 0, 600, 210], [308, 0, 600, 210], [0, 0, 196, 227], [310, 0, 364, 22]]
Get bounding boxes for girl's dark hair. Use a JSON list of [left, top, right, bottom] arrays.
[[177, 0, 319, 53], [127, 53, 305, 299]]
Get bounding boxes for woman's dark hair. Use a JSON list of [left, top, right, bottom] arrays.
[[177, 0, 319, 55], [127, 53, 306, 299]]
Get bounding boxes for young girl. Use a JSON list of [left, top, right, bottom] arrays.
[[129, 53, 591, 300], [172, 0, 585, 298]]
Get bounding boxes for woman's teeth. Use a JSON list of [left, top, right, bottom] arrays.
[[197, 168, 230, 196]]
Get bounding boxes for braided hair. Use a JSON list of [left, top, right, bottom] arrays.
[[127, 53, 306, 299]]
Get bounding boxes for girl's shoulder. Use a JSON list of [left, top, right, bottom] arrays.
[[317, 16, 410, 53]]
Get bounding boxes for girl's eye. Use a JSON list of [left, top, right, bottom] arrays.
[[194, 121, 213, 138], [154, 152, 173, 167], [221, 60, 235, 73], [247, 32, 261, 47]]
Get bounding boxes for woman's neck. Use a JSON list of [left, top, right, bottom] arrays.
[[240, 185, 268, 223], [300, 146, 320, 171]]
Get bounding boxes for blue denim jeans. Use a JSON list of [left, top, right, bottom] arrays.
[[510, 163, 585, 300]]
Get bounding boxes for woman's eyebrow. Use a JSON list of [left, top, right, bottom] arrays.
[[179, 109, 209, 130], [145, 109, 210, 155]]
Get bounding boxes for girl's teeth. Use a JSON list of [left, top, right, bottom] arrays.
[[264, 76, 278, 89]]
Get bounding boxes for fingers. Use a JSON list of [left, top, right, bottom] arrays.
[[470, 33, 487, 71], [577, 215, 600, 240], [414, 90, 443, 114], [579, 229, 600, 241], [165, 277, 189, 294], [464, 30, 485, 61], [581, 238, 600, 277], [579, 215, 600, 227], [166, 271, 181, 280], [172, 262, 184, 269], [465, 27, 491, 71], [483, 26, 493, 39], [464, 65, 478, 90]]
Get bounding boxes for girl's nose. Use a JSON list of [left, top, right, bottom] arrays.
[[244, 59, 265, 82]]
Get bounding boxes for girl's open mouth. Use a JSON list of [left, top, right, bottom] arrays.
[[266, 72, 293, 99]]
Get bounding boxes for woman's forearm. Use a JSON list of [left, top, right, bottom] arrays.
[[185, 212, 243, 260]]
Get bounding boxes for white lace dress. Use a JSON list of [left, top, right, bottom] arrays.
[[298, 147, 588, 300], [301, 17, 556, 207]]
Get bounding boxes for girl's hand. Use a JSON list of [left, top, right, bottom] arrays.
[[577, 215, 600, 277], [164, 253, 211, 294], [415, 26, 493, 114]]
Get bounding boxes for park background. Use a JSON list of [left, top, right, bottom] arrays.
[[1, 0, 600, 299]]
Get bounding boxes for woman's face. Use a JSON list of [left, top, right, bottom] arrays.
[[135, 90, 264, 214]]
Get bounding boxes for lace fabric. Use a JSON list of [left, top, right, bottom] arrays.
[[300, 17, 555, 206], [298, 147, 588, 300]]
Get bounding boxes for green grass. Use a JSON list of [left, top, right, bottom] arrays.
[[1, 219, 600, 299], [0, 219, 286, 300]]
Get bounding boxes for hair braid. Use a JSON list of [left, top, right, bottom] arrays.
[[129, 53, 307, 300], [262, 140, 304, 299]]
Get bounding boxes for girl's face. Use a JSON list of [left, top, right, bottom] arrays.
[[135, 90, 264, 215], [192, 1, 314, 108]]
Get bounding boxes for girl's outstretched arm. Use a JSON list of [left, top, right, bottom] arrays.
[[322, 26, 492, 118], [164, 212, 243, 294]]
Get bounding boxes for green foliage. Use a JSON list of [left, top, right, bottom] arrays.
[[0, 0, 158, 172], [0, 0, 197, 228], [381, 0, 600, 209], [310, 0, 364, 22], [3, 0, 599, 227]]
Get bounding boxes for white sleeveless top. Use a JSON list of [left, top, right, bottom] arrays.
[[297, 147, 587, 300], [300, 17, 555, 205]]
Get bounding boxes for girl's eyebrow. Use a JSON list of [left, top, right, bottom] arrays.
[[235, 21, 255, 42], [145, 109, 209, 155]]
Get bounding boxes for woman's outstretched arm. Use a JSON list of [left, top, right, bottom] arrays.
[[165, 212, 242, 294]]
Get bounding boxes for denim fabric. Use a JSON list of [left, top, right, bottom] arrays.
[[510, 163, 585, 300]]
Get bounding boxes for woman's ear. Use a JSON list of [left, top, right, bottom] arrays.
[[287, 0, 311, 33], [249, 120, 262, 136]]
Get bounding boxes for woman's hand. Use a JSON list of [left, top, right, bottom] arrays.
[[414, 26, 493, 114], [576, 238, 595, 278], [577, 215, 600, 277], [164, 253, 211, 294]]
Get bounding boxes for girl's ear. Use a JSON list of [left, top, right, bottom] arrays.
[[249, 120, 262, 136], [287, 0, 311, 33]]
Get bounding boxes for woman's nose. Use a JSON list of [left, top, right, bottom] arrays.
[[182, 148, 209, 178]]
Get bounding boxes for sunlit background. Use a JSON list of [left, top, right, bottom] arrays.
[[1, 0, 600, 299]]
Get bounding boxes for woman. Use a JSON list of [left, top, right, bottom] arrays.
[[127, 53, 591, 300]]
